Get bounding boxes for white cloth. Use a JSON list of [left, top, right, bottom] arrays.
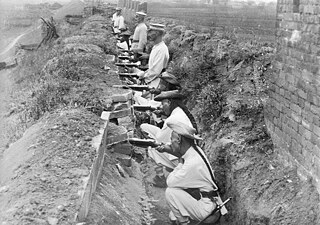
[[165, 146, 216, 222], [141, 107, 193, 169], [131, 23, 147, 51], [113, 15, 125, 30], [134, 94, 162, 108], [143, 41, 169, 83]]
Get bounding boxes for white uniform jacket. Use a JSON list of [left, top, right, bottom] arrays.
[[167, 146, 216, 192], [113, 15, 125, 30], [131, 23, 147, 51], [143, 41, 169, 83]]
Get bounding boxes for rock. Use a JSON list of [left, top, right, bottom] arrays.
[[0, 186, 9, 193], [73, 132, 81, 137], [47, 217, 59, 225], [84, 136, 92, 141], [57, 205, 65, 211], [115, 163, 126, 177]]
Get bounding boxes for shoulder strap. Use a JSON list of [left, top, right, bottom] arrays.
[[192, 143, 219, 191]]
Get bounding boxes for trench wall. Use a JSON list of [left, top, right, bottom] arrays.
[[265, 0, 320, 191]]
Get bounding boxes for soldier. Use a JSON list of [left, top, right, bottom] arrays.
[[131, 11, 148, 53], [136, 23, 169, 88], [160, 121, 220, 225], [112, 7, 126, 34], [140, 90, 198, 187]]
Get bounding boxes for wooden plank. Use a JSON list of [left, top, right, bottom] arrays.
[[76, 114, 110, 222]]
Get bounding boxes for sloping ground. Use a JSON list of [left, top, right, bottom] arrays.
[[0, 14, 146, 225], [0, 109, 103, 224], [54, 0, 86, 20]]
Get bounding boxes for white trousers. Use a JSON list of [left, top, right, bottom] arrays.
[[166, 188, 216, 223], [140, 123, 178, 169]]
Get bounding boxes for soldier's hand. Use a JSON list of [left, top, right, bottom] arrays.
[[155, 144, 171, 153]]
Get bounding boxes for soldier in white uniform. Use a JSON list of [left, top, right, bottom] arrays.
[[112, 7, 126, 34], [159, 121, 219, 225], [140, 90, 198, 187], [136, 23, 169, 88], [131, 11, 148, 53]]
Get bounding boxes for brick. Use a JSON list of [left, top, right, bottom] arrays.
[[111, 142, 132, 155], [112, 91, 133, 103], [291, 93, 298, 103], [302, 119, 313, 131], [106, 54, 116, 63], [290, 103, 302, 115], [311, 145, 320, 159], [107, 133, 128, 145], [312, 157, 320, 179], [311, 104, 320, 116], [291, 112, 302, 123], [101, 111, 111, 121], [113, 102, 131, 111], [297, 97, 305, 108], [313, 126, 320, 138], [109, 108, 132, 119], [313, 116, 320, 127], [298, 89, 307, 99]]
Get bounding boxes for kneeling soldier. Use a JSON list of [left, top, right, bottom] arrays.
[[158, 121, 220, 225]]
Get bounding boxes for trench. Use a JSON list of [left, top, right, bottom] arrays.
[[75, 32, 234, 225]]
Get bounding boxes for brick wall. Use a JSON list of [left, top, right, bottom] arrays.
[[265, 0, 320, 191]]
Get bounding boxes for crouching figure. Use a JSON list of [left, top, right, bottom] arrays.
[[156, 121, 227, 225]]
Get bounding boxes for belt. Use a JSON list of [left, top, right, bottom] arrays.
[[184, 188, 218, 200], [201, 190, 218, 199], [132, 40, 139, 43]]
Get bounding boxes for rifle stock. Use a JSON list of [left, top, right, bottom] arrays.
[[132, 105, 158, 112]]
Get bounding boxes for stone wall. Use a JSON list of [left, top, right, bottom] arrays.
[[265, 0, 320, 191]]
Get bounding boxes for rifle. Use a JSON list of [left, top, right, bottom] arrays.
[[118, 73, 139, 78], [132, 105, 158, 112], [196, 197, 232, 225], [112, 84, 150, 92], [128, 138, 161, 148], [115, 62, 140, 67], [118, 55, 132, 60]]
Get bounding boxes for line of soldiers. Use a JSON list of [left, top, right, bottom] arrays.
[[111, 8, 229, 225]]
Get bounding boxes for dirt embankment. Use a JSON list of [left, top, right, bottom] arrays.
[[0, 14, 148, 225]]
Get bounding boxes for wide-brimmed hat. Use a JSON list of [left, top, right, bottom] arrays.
[[119, 30, 132, 36], [149, 23, 165, 32], [160, 72, 179, 85], [115, 7, 122, 11], [154, 90, 185, 101], [167, 121, 202, 140], [136, 11, 147, 17]]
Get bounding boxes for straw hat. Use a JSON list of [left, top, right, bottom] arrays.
[[154, 90, 185, 101], [115, 7, 122, 11], [136, 11, 147, 17], [149, 23, 165, 32], [167, 121, 202, 140], [160, 72, 179, 85]]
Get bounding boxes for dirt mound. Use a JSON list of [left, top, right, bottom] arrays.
[[0, 109, 103, 225], [54, 0, 86, 20]]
